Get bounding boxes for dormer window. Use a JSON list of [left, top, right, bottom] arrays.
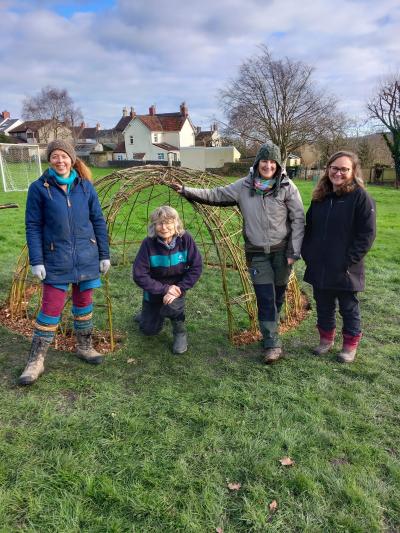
[[154, 133, 158, 143]]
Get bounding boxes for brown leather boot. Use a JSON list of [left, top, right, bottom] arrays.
[[18, 336, 52, 385], [312, 327, 335, 356], [337, 333, 362, 363], [75, 329, 103, 364], [263, 347, 283, 364]]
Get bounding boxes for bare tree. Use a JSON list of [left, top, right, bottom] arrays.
[[22, 86, 83, 143], [367, 76, 400, 188], [220, 45, 345, 162]]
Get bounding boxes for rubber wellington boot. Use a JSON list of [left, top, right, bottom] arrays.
[[18, 336, 52, 385], [312, 326, 336, 356], [337, 332, 362, 363], [75, 329, 103, 364], [171, 320, 188, 354]]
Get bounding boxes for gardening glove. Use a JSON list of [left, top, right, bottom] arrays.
[[31, 264, 46, 280], [99, 259, 111, 274]]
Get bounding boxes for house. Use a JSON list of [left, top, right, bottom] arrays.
[[8, 120, 73, 145], [0, 111, 22, 136], [195, 123, 221, 147], [112, 141, 127, 161], [123, 103, 196, 162], [287, 153, 301, 167]]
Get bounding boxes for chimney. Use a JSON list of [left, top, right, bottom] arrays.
[[196, 126, 201, 134], [211, 122, 218, 132], [149, 105, 156, 116], [1, 110, 10, 120], [122, 107, 128, 117], [180, 102, 188, 117], [96, 123, 101, 131], [80, 121, 85, 128], [130, 106, 136, 118]]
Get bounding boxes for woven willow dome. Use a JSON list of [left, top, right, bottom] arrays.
[[96, 165, 302, 343], [7, 165, 303, 350]]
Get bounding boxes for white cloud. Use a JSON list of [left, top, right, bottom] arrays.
[[1, 0, 399, 129]]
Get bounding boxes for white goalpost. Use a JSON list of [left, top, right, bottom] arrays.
[[0, 143, 42, 192]]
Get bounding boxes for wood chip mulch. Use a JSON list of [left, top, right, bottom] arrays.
[[232, 293, 310, 346], [0, 306, 119, 354]]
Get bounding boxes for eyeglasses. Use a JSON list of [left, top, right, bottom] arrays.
[[329, 166, 351, 174]]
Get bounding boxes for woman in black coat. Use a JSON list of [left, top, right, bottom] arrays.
[[301, 151, 376, 363]]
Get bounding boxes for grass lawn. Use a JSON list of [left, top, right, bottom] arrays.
[[0, 172, 399, 532]]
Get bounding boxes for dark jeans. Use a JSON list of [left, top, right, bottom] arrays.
[[139, 296, 185, 336], [313, 288, 361, 336], [248, 250, 292, 348]]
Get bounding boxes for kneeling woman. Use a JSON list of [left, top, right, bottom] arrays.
[[301, 151, 376, 363], [133, 206, 202, 354], [19, 140, 110, 385]]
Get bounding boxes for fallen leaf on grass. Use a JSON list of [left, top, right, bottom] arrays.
[[227, 482, 241, 491], [279, 456, 295, 466], [127, 358, 136, 364], [269, 499, 278, 512], [215, 528, 223, 533]]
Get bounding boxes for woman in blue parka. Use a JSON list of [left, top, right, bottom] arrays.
[[18, 140, 111, 385]]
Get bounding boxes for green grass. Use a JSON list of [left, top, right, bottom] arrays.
[[0, 175, 399, 532]]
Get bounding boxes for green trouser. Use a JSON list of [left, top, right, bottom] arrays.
[[248, 249, 292, 348]]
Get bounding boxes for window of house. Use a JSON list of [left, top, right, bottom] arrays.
[[154, 134, 159, 143], [130, 136, 134, 144], [157, 153, 164, 160], [117, 155, 123, 161]]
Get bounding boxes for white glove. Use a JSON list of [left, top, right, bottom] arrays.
[[99, 259, 111, 274], [31, 264, 46, 280]]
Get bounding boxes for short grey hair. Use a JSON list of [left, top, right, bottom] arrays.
[[148, 205, 185, 238]]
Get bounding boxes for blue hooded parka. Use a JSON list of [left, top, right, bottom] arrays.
[[25, 169, 110, 285]]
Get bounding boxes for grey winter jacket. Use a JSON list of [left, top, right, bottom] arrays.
[[183, 173, 305, 258]]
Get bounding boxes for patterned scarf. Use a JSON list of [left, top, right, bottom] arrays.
[[253, 177, 276, 195]]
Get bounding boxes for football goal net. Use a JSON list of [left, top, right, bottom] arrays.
[[0, 144, 42, 192]]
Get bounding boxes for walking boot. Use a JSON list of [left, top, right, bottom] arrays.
[[75, 329, 103, 364], [312, 326, 336, 356], [18, 336, 52, 385], [171, 320, 188, 354], [259, 321, 283, 364], [263, 347, 283, 364], [337, 332, 362, 363]]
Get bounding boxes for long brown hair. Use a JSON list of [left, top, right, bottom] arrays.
[[312, 151, 364, 201], [73, 158, 92, 181]]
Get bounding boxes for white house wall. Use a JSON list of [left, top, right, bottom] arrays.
[[124, 119, 153, 159], [179, 120, 196, 147]]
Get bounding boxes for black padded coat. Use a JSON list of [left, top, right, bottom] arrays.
[[301, 187, 376, 291]]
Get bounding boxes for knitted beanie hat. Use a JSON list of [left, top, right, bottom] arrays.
[[46, 140, 77, 165], [252, 142, 282, 170]]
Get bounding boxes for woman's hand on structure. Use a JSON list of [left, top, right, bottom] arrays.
[[31, 265, 46, 280], [100, 259, 111, 274], [170, 182, 183, 194]]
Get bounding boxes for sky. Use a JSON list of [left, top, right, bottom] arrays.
[[1, 0, 399, 131]]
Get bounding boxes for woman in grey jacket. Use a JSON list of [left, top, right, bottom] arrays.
[[174, 142, 305, 363]]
